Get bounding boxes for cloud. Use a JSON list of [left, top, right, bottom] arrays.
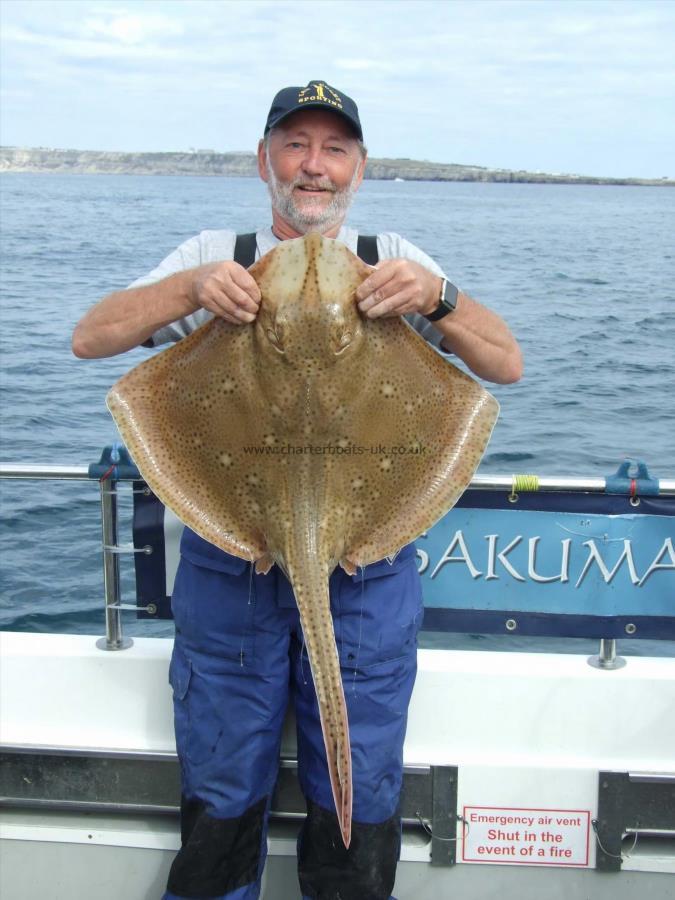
[[2, 24, 167, 62], [81, 11, 184, 46], [1, 0, 673, 176], [335, 59, 396, 73]]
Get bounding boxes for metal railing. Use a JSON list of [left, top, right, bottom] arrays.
[[2, 460, 674, 661], [1, 462, 137, 651], [4, 463, 674, 494]]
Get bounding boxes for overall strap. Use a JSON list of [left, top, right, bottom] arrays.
[[233, 232, 258, 268], [356, 234, 379, 265]]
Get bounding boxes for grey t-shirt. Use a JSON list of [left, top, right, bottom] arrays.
[[130, 225, 452, 355]]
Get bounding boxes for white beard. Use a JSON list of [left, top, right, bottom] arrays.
[[265, 148, 361, 235]]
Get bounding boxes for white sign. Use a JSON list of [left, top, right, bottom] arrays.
[[462, 806, 591, 867]]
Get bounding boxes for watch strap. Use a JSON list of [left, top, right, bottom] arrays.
[[425, 278, 458, 321]]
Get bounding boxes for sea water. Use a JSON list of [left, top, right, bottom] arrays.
[[1, 175, 673, 653]]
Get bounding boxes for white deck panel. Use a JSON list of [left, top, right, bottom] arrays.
[[1, 632, 675, 773], [2, 631, 675, 894]]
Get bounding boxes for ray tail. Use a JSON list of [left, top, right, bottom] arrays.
[[286, 548, 352, 849]]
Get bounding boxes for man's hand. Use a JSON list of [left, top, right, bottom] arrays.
[[192, 261, 261, 324], [354, 257, 523, 384], [356, 259, 441, 318], [72, 260, 263, 359]]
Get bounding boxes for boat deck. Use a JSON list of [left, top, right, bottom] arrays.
[[2, 631, 674, 898]]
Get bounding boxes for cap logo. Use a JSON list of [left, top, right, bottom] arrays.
[[298, 82, 343, 110]]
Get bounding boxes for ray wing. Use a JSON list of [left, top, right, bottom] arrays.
[[334, 317, 499, 566], [107, 319, 272, 561]]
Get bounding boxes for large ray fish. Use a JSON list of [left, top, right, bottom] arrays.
[[107, 232, 498, 848]]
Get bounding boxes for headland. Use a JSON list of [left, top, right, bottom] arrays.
[[0, 147, 671, 186]]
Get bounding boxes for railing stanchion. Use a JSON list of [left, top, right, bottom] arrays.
[[96, 477, 133, 651], [588, 638, 625, 670]]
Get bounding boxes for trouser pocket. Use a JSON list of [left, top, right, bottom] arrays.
[[171, 557, 257, 664]]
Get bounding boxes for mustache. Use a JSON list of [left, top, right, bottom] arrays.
[[292, 178, 337, 192]]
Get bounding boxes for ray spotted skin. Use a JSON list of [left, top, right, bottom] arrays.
[[107, 233, 499, 848]]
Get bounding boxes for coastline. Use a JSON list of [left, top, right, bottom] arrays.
[[1, 147, 671, 186]]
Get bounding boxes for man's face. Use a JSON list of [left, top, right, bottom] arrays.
[[258, 109, 366, 237]]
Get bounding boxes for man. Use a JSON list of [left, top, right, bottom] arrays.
[[73, 81, 522, 900]]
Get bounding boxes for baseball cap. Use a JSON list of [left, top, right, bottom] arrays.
[[264, 80, 363, 141]]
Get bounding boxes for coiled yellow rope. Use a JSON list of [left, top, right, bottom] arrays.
[[508, 473, 540, 502]]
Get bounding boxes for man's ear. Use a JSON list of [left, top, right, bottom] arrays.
[[257, 139, 269, 183], [353, 151, 367, 191]]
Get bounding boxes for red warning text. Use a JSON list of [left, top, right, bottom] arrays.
[[462, 806, 590, 867]]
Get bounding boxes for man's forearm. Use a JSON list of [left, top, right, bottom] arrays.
[[355, 260, 522, 385], [435, 291, 523, 384], [72, 270, 198, 359]]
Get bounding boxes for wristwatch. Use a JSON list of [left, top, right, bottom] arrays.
[[424, 278, 458, 321]]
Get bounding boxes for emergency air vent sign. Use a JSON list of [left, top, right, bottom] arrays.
[[462, 806, 591, 866]]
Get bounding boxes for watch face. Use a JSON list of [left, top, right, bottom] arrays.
[[441, 280, 458, 312]]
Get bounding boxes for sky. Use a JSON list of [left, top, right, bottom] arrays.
[[1, 0, 673, 178]]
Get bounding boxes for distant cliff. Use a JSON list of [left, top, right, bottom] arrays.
[[0, 147, 258, 177], [1, 147, 671, 186]]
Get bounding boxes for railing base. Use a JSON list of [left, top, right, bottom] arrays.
[[96, 637, 134, 652], [588, 638, 627, 670]]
